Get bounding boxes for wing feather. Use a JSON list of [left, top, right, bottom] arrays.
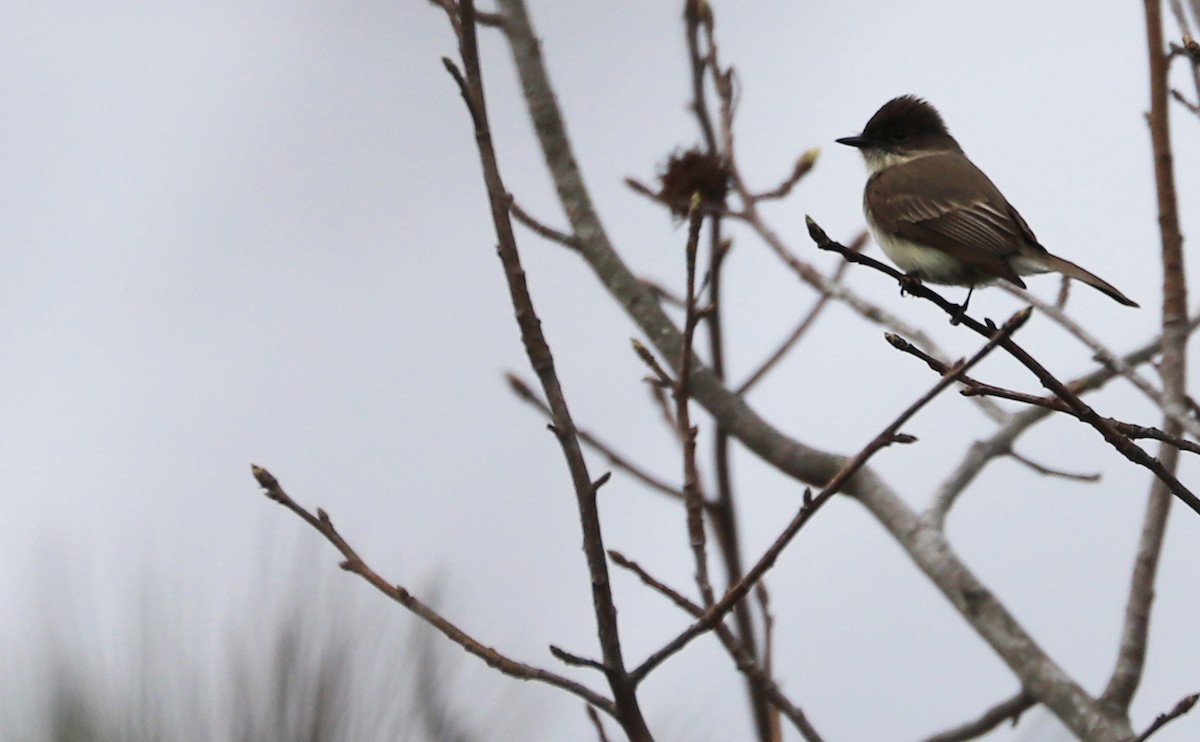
[[867, 152, 1044, 285]]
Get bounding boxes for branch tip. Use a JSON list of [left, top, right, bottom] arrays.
[[250, 463, 277, 489], [884, 332, 911, 351]]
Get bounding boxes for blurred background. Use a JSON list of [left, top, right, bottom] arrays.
[[0, 1, 1197, 740]]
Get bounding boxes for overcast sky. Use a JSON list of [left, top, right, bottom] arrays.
[[1, 2, 1198, 740]]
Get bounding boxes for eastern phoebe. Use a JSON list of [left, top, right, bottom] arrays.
[[837, 96, 1138, 308]]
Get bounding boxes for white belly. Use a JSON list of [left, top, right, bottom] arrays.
[[865, 214, 983, 287]]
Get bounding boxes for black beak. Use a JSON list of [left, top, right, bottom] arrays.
[[836, 134, 869, 149]]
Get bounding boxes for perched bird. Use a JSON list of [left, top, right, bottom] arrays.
[[837, 95, 1138, 309]]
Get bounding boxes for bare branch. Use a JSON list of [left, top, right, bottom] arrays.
[[610, 550, 824, 741], [632, 309, 1028, 684], [508, 195, 580, 248], [919, 691, 1035, 742], [1103, 0, 1191, 713], [491, 2, 1140, 735], [1137, 692, 1199, 740], [738, 231, 868, 394], [1004, 284, 1200, 441], [750, 148, 820, 202], [676, 203, 718, 609], [887, 329, 1200, 456], [250, 464, 615, 714], [808, 216, 1200, 518], [506, 372, 686, 501], [446, 2, 650, 736], [585, 704, 613, 742], [927, 321, 1186, 523]]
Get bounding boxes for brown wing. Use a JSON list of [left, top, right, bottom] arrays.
[[867, 152, 1042, 286]]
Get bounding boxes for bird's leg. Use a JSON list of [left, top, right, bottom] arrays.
[[899, 271, 923, 297], [949, 286, 974, 325]]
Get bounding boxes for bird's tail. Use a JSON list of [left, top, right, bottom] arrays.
[[1032, 252, 1140, 307]]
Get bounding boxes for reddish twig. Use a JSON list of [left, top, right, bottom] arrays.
[[886, 331, 1200, 456], [682, 14, 776, 737], [1104, 0, 1191, 713], [507, 195, 580, 249], [250, 465, 615, 714], [807, 216, 1200, 518], [631, 308, 1030, 685], [750, 149, 820, 202], [444, 3, 650, 737], [919, 691, 1035, 742], [506, 372, 686, 501], [609, 550, 823, 741], [1137, 692, 1199, 740], [737, 231, 868, 395], [677, 202, 717, 609], [585, 704, 613, 742]]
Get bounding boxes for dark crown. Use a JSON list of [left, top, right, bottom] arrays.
[[862, 95, 953, 144]]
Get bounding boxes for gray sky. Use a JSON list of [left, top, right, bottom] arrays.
[[1, 1, 1198, 740]]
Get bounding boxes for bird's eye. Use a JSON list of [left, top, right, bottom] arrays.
[[892, 131, 909, 143]]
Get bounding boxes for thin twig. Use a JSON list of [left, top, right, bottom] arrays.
[[1004, 284, 1200, 441], [927, 321, 1190, 524], [685, 15, 776, 737], [1104, 0, 1191, 712], [808, 216, 1200, 518], [508, 195, 580, 248], [750, 149, 820, 201], [585, 705, 613, 742], [609, 550, 824, 741], [506, 372, 686, 501], [631, 308, 1030, 685], [446, 3, 650, 737], [738, 231, 867, 395], [678, 200, 717, 609], [887, 331, 1200, 456], [919, 691, 1035, 742], [1137, 692, 1199, 740], [550, 645, 606, 672], [490, 2, 1134, 735], [1007, 451, 1101, 482], [250, 465, 616, 714]]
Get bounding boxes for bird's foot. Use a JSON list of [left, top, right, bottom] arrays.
[[898, 272, 923, 297], [948, 286, 975, 326]]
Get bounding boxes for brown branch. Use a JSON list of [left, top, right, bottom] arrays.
[[888, 330, 1200, 456], [249, 465, 615, 714], [508, 195, 580, 248], [585, 704, 613, 742], [444, 3, 650, 737], [609, 550, 824, 741], [505, 372, 686, 501], [1137, 692, 1199, 740], [808, 216, 1200, 518], [631, 308, 1029, 685], [1007, 450, 1101, 483], [1170, 86, 1200, 112], [550, 645, 606, 672], [737, 231, 867, 395], [489, 2, 1138, 735], [1104, 0, 1191, 713], [919, 691, 1035, 742], [751, 149, 820, 202], [1001, 283, 1200, 441], [678, 202, 717, 609], [928, 322, 1185, 524], [683, 14, 776, 736], [684, 0, 718, 153]]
